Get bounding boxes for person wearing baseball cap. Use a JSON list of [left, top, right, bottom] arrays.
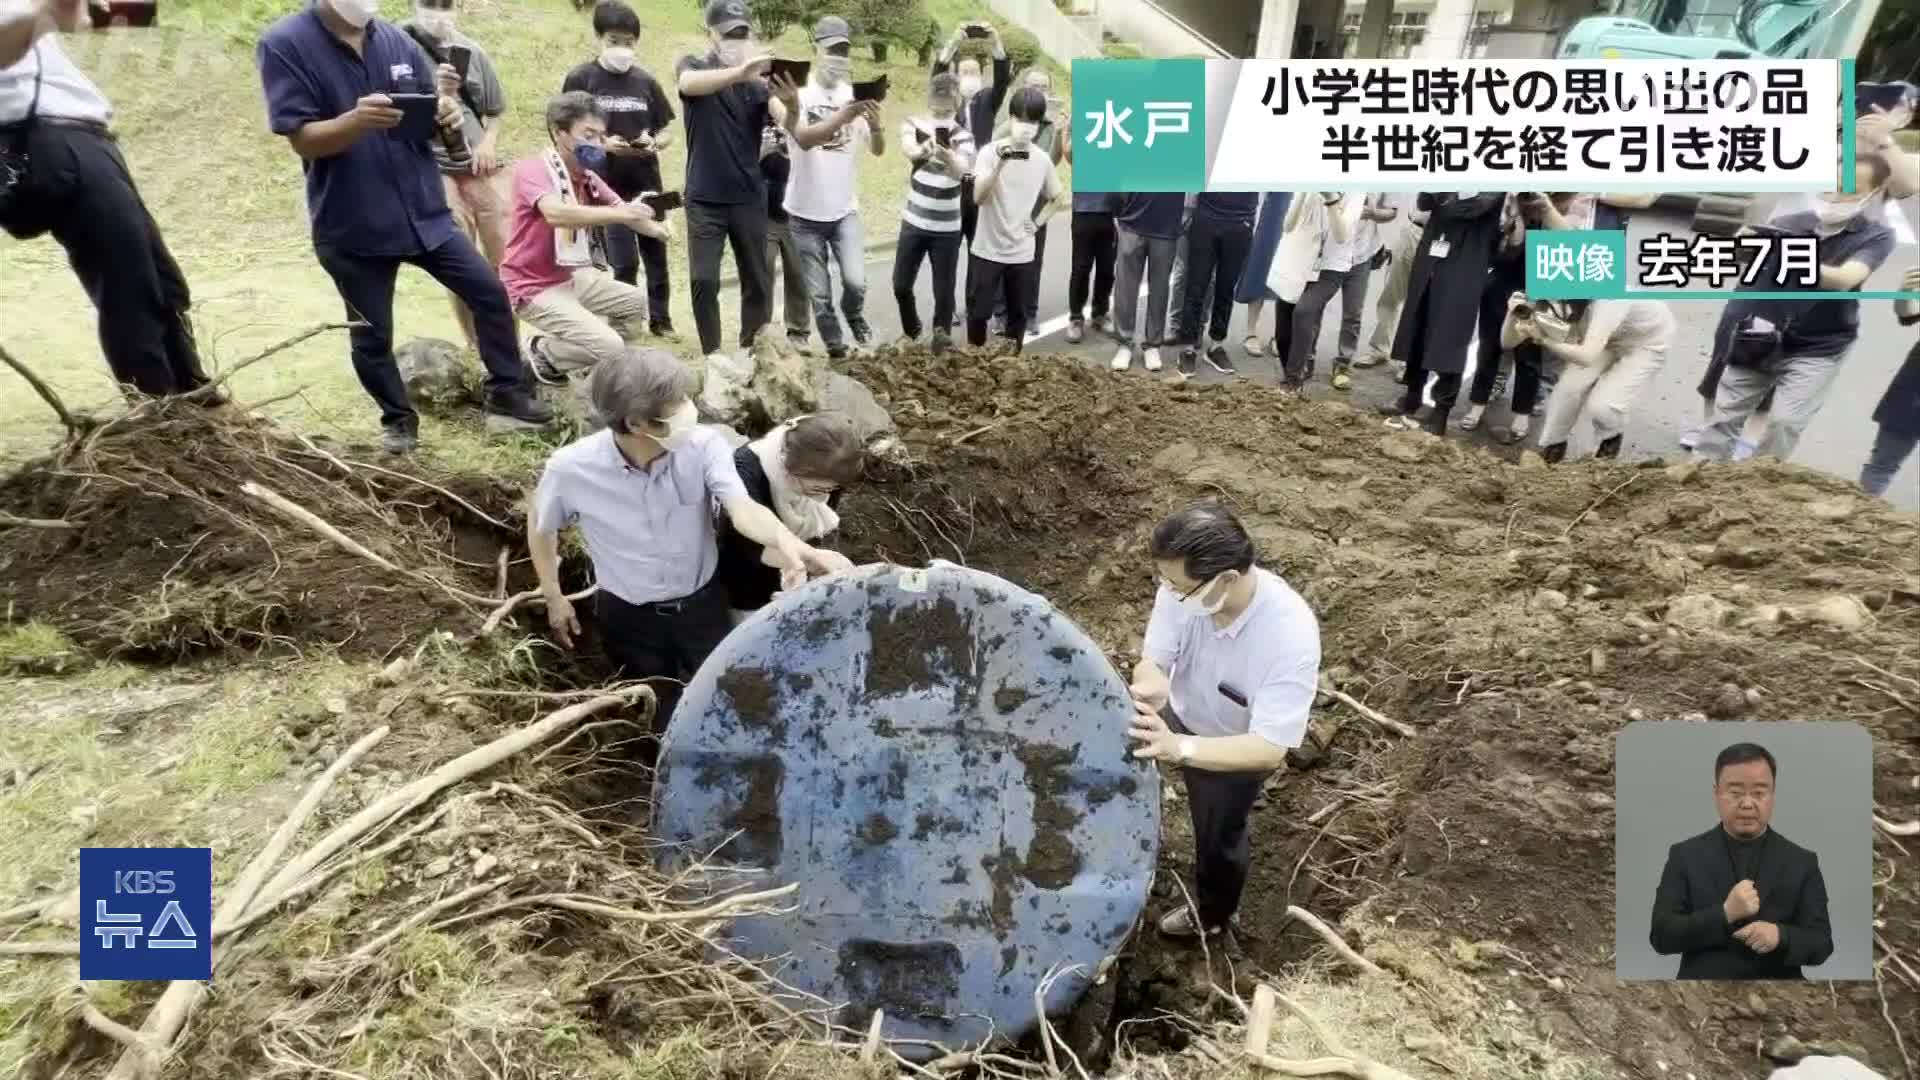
[[769, 14, 883, 360], [676, 0, 778, 366]]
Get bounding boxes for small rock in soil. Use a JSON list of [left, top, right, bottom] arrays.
[[1793, 595, 1871, 632], [471, 854, 498, 878], [1766, 1035, 1811, 1064], [1708, 684, 1749, 719], [1379, 432, 1432, 463], [423, 856, 453, 878], [1664, 593, 1733, 630], [1531, 589, 1570, 611]]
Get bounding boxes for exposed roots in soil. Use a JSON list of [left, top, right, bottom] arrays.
[[0, 399, 526, 661]]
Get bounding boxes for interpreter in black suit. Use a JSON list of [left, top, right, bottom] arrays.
[[1649, 742, 1833, 980], [718, 413, 864, 621]]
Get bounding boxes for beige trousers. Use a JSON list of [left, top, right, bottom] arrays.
[[517, 268, 649, 373], [1539, 345, 1667, 452]]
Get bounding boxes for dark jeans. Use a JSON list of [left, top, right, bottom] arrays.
[[1470, 261, 1542, 413], [1166, 707, 1271, 930], [1862, 426, 1919, 497], [791, 212, 869, 351], [0, 124, 209, 397], [1069, 210, 1117, 324], [966, 252, 1034, 350], [1178, 209, 1253, 346], [604, 222, 672, 329], [316, 233, 526, 433], [687, 199, 772, 355], [993, 222, 1046, 327], [894, 223, 962, 338], [766, 217, 811, 343], [597, 579, 732, 737]]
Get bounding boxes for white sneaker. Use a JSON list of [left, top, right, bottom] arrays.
[[1110, 346, 1133, 371], [1143, 347, 1163, 372]]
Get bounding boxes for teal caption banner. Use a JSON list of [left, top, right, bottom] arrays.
[[1067, 59, 1207, 194], [1525, 231, 1627, 300]]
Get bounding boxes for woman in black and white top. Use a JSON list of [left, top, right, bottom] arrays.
[[718, 412, 866, 621]]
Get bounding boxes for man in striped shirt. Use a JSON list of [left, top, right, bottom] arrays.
[[891, 72, 975, 351]]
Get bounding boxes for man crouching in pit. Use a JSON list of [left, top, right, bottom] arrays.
[[1126, 502, 1322, 940]]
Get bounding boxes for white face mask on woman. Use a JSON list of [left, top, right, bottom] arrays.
[[1009, 120, 1038, 145], [332, 0, 381, 28], [600, 46, 635, 73], [818, 54, 852, 87], [958, 74, 983, 99], [1813, 194, 1870, 233]]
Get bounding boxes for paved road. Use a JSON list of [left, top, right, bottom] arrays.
[[798, 204, 1918, 511]]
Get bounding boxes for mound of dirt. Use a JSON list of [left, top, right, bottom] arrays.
[[836, 344, 1920, 1078], [0, 403, 527, 660]]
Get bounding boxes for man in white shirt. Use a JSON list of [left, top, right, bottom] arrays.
[[0, 0, 213, 400], [774, 16, 882, 360], [1127, 502, 1322, 940]]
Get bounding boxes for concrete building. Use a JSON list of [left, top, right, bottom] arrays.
[[1086, 0, 1601, 60]]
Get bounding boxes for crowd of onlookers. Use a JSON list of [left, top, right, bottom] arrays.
[[2, 0, 1915, 496]]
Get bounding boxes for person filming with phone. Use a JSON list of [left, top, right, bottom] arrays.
[[676, 0, 779, 368], [400, 0, 512, 360], [0, 0, 214, 402], [931, 19, 1008, 245], [504, 92, 671, 384], [259, 0, 555, 454]]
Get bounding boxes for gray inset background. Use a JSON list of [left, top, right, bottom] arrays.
[[1615, 722, 1873, 981]]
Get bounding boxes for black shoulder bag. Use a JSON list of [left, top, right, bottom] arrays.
[[1725, 313, 1790, 374], [0, 45, 45, 223]]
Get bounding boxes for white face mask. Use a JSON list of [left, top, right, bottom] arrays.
[[332, 0, 380, 28], [1168, 574, 1231, 617], [649, 400, 699, 450], [1010, 120, 1038, 145], [958, 74, 982, 98], [716, 39, 751, 67], [414, 7, 453, 38], [1814, 196, 1867, 230], [818, 56, 852, 85], [600, 46, 635, 73]]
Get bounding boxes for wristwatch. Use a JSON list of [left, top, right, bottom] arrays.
[[1177, 737, 1198, 765]]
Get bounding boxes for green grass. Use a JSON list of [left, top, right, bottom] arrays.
[[0, 622, 76, 671], [0, 0, 1056, 472]]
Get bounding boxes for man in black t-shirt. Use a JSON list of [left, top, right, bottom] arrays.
[[676, 0, 779, 363], [563, 0, 676, 336]]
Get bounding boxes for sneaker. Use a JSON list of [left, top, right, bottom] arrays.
[[1090, 314, 1111, 335], [787, 334, 812, 355], [484, 389, 555, 432], [827, 344, 849, 361], [1157, 907, 1219, 940], [1205, 344, 1236, 375], [850, 322, 873, 348], [1330, 369, 1352, 391], [930, 330, 951, 354], [1066, 319, 1085, 344], [525, 337, 564, 387], [381, 424, 419, 455], [1143, 347, 1163, 372], [898, 332, 921, 347], [1352, 352, 1385, 369], [1177, 348, 1199, 378], [1110, 346, 1133, 372], [1678, 426, 1702, 450], [650, 322, 678, 341]]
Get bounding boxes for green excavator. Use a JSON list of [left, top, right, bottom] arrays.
[[1555, 0, 1879, 233]]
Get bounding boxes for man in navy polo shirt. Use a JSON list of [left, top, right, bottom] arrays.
[[259, 0, 554, 454]]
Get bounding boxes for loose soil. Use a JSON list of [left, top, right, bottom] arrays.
[[0, 403, 526, 661], [4, 346, 1916, 1078], [837, 344, 1920, 1078]]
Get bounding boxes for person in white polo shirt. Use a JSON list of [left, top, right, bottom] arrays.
[[1127, 502, 1322, 940]]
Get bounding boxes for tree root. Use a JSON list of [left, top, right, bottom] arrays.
[[480, 584, 599, 635], [1220, 984, 1420, 1080], [1283, 905, 1387, 977], [1317, 684, 1417, 739]]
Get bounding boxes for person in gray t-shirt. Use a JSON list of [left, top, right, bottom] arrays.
[[402, 0, 510, 355], [965, 87, 1061, 351]]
